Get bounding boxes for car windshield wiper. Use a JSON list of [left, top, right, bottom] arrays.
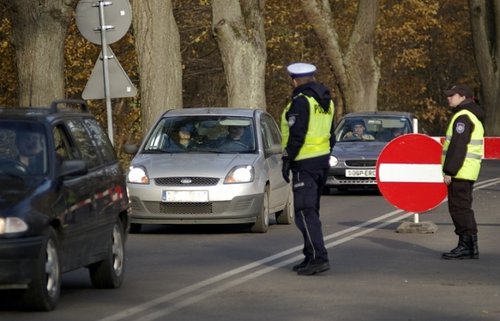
[[194, 149, 223, 153], [144, 148, 206, 154], [143, 149, 167, 154]]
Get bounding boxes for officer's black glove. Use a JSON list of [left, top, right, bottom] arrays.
[[282, 157, 291, 183]]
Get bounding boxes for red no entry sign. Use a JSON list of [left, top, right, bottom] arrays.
[[376, 134, 447, 213]]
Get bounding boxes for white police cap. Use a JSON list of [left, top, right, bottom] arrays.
[[287, 62, 317, 79]]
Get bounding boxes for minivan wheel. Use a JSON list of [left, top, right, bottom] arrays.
[[89, 220, 125, 289], [251, 187, 269, 233], [22, 227, 61, 311]]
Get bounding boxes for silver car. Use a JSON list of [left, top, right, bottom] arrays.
[[125, 108, 293, 233], [326, 112, 416, 191]]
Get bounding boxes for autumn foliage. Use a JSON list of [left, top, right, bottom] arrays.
[[0, 0, 478, 165]]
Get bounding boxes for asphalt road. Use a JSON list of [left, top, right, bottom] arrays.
[[1, 160, 499, 321]]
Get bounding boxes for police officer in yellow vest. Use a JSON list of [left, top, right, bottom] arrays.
[[281, 63, 335, 275], [442, 84, 485, 260]]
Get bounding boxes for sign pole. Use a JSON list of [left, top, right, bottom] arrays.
[[97, 0, 114, 145], [77, 0, 136, 145]]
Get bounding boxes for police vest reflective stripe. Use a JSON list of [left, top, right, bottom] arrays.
[[281, 94, 334, 161], [441, 109, 484, 181]]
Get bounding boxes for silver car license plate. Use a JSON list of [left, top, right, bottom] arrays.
[[162, 190, 208, 202], [345, 169, 376, 177]]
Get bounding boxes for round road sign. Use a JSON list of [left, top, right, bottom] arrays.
[[76, 0, 132, 45], [376, 134, 447, 213]]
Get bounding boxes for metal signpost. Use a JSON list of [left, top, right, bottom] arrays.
[[76, 0, 137, 145]]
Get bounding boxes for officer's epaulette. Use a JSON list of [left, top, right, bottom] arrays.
[[292, 92, 305, 100]]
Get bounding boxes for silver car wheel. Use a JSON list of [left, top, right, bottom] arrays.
[[251, 187, 269, 233], [276, 185, 294, 224]]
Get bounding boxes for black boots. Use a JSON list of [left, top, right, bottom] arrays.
[[442, 234, 479, 260], [296, 260, 330, 275]]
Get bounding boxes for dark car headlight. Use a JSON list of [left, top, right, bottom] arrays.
[[0, 217, 28, 234]]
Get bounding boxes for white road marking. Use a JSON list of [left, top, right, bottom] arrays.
[[99, 178, 500, 321]]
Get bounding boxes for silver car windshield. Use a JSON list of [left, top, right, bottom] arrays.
[[335, 116, 412, 142], [144, 116, 256, 154]]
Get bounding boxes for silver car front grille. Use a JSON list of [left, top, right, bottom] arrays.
[[140, 201, 215, 214], [154, 177, 220, 186], [160, 202, 213, 214], [131, 198, 255, 215]]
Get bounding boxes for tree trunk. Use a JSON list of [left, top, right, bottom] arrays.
[[212, 0, 267, 109], [132, 0, 183, 133], [7, 0, 75, 106], [469, 0, 500, 135], [301, 0, 380, 114]]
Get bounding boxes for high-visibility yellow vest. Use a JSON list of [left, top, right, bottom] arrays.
[[442, 109, 484, 180], [281, 94, 334, 161]]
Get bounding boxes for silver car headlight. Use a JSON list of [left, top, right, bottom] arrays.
[[128, 166, 150, 184], [224, 165, 254, 184], [0, 217, 28, 234], [329, 155, 339, 167]]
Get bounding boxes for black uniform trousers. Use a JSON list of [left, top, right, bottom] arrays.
[[292, 168, 329, 263], [447, 179, 477, 236]]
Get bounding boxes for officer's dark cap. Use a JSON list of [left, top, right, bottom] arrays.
[[444, 84, 474, 98]]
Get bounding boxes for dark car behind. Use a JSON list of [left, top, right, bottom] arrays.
[[326, 111, 416, 192], [0, 100, 130, 311]]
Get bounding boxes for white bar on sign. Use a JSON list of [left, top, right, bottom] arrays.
[[378, 163, 443, 183]]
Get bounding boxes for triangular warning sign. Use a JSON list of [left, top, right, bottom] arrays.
[[82, 46, 137, 100]]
